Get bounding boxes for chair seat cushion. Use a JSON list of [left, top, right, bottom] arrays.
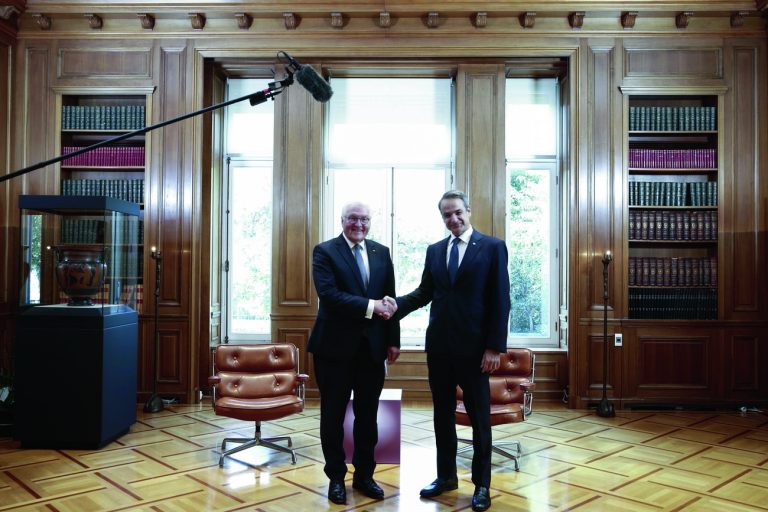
[[456, 401, 523, 426], [215, 395, 304, 422]]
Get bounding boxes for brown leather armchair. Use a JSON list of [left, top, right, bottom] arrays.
[[456, 347, 535, 471], [208, 343, 309, 467]]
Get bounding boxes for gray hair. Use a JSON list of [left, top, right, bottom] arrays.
[[341, 201, 371, 218], [438, 190, 470, 211]]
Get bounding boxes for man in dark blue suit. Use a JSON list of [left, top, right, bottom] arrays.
[[308, 202, 400, 505], [395, 190, 510, 512]]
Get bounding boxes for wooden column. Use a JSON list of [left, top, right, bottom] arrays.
[[455, 64, 506, 236], [271, 66, 324, 386]]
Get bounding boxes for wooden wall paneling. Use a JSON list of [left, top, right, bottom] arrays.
[[197, 57, 224, 398], [140, 316, 190, 404], [723, 327, 768, 401], [0, 41, 10, 311], [155, 44, 189, 312], [624, 47, 723, 81], [533, 351, 569, 402], [271, 65, 323, 388], [454, 64, 505, 237], [157, 320, 190, 401], [384, 350, 430, 401], [579, 323, 620, 403], [21, 45, 55, 197], [274, 321, 314, 394], [623, 326, 721, 403], [723, 40, 767, 320], [0, 26, 10, 375], [571, 40, 623, 408], [137, 316, 152, 401], [586, 41, 617, 315], [149, 41, 195, 401], [57, 47, 151, 80], [272, 70, 320, 311]]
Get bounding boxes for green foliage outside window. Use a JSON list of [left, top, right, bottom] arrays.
[[508, 168, 549, 335]]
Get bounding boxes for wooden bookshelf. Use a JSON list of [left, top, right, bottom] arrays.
[[626, 94, 719, 321], [56, 92, 149, 313]]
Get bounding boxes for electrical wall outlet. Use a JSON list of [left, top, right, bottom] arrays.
[[614, 333, 623, 347]]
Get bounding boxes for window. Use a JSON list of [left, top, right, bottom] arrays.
[[324, 78, 454, 346], [505, 78, 562, 347], [222, 78, 274, 341]]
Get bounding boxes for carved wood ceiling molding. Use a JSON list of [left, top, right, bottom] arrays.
[[15, 1, 764, 13], [6, 1, 765, 34]]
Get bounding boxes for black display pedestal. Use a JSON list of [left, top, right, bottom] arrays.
[[15, 305, 138, 449]]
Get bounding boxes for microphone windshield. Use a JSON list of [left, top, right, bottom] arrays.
[[295, 65, 333, 103]]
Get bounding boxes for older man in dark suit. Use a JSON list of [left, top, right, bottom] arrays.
[[395, 190, 510, 512], [308, 201, 400, 505]]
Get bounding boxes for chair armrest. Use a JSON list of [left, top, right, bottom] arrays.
[[520, 381, 535, 392], [208, 375, 221, 385], [297, 373, 310, 382]]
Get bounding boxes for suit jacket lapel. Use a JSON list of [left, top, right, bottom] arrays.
[[456, 231, 483, 282], [437, 237, 452, 285], [366, 243, 378, 287]]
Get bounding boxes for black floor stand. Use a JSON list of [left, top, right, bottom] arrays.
[[597, 251, 616, 418], [144, 248, 164, 413]]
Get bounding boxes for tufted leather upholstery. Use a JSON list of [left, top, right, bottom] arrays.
[[208, 343, 309, 466], [455, 348, 535, 470]]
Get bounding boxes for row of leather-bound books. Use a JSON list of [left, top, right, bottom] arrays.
[[629, 106, 716, 132], [628, 287, 717, 320], [628, 148, 717, 169], [629, 180, 717, 207], [62, 105, 145, 131], [628, 256, 717, 287], [629, 210, 717, 241], [61, 178, 145, 204]]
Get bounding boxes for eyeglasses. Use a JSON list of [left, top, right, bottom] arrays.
[[344, 216, 371, 226]]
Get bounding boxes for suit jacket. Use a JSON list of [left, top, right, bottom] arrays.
[[308, 234, 400, 361], [396, 230, 510, 358]]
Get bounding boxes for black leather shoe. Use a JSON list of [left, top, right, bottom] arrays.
[[419, 477, 459, 498], [328, 480, 346, 505], [472, 486, 491, 511], [352, 477, 384, 499]]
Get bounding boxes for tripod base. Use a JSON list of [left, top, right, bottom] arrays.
[[143, 394, 165, 413], [596, 397, 615, 417]]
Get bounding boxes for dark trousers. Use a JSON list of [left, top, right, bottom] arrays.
[[314, 346, 385, 481], [427, 353, 492, 487]]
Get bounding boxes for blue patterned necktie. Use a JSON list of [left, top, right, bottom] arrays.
[[448, 238, 459, 284], [354, 244, 368, 289]]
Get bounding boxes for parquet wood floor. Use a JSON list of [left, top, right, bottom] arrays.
[[1, 401, 767, 511]]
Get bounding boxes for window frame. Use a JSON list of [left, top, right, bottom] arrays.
[[504, 76, 564, 349], [220, 77, 275, 344], [322, 76, 456, 348]]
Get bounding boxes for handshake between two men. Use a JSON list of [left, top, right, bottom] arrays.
[[373, 296, 398, 320]]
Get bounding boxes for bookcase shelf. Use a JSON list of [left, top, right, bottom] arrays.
[[628, 168, 718, 173], [626, 93, 719, 321], [57, 92, 149, 313], [61, 166, 145, 171], [629, 240, 716, 244]]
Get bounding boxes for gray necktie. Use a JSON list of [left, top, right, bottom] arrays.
[[354, 244, 368, 289]]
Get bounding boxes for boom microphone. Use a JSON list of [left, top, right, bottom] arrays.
[[279, 51, 333, 103]]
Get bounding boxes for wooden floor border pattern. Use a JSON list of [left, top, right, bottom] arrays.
[[0, 403, 766, 511]]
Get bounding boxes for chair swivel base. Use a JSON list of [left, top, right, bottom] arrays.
[[458, 437, 522, 471], [219, 434, 296, 467]]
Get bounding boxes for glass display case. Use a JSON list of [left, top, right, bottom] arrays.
[[16, 195, 140, 448], [19, 194, 142, 313]]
